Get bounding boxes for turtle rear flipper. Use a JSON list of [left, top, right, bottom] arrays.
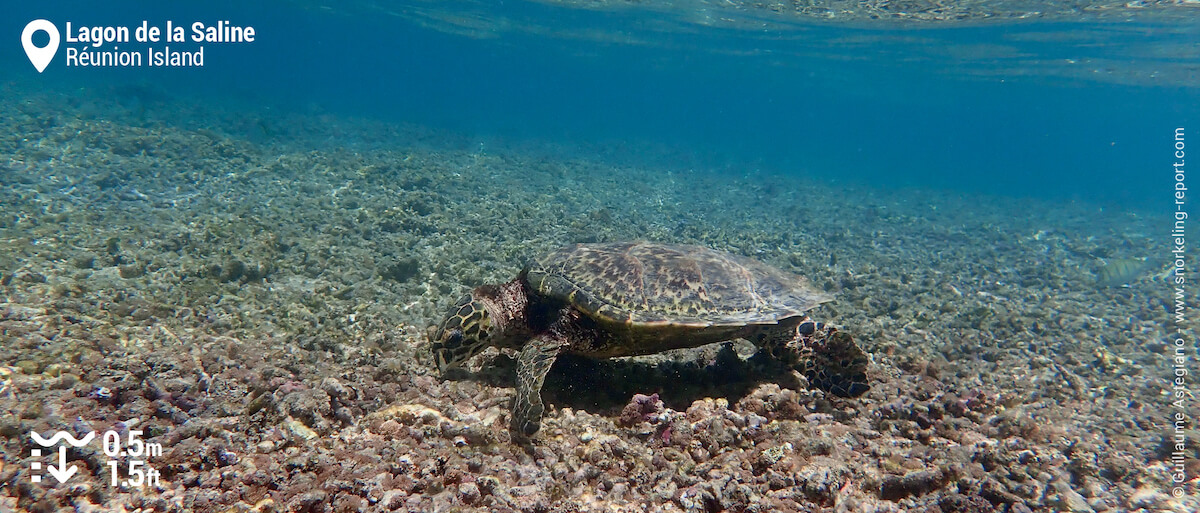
[[802, 327, 870, 397], [755, 318, 870, 398]]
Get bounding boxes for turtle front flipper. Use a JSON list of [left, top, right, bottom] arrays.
[[756, 318, 870, 397], [511, 333, 567, 442]]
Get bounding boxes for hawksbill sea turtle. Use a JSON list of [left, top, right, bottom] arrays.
[[430, 241, 870, 441]]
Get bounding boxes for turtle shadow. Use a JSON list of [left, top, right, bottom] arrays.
[[459, 343, 802, 415]]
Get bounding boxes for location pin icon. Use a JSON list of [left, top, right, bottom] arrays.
[[22, 20, 59, 73]]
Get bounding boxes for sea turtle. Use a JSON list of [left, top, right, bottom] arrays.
[[430, 241, 869, 441]]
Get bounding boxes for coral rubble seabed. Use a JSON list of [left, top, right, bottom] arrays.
[[0, 86, 1195, 512]]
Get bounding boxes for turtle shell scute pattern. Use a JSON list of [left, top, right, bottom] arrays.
[[526, 242, 830, 327]]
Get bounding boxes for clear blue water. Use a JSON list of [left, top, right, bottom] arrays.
[[7, 0, 1197, 210]]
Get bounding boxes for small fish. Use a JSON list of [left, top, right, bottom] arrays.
[[1095, 257, 1155, 287]]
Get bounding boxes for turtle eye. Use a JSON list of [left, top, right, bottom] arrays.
[[434, 329, 465, 373]]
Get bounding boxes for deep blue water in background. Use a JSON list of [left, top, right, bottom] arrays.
[[5, 1, 1198, 212]]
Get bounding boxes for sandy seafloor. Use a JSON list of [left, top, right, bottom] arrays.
[[0, 83, 1195, 513]]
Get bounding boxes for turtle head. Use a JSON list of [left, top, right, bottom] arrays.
[[431, 280, 531, 375], [431, 293, 497, 374]]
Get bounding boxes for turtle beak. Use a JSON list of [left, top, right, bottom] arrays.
[[427, 324, 450, 373]]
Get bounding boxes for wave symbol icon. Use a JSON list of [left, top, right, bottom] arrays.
[[30, 431, 96, 448]]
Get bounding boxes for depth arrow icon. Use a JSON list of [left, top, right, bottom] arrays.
[[46, 446, 77, 483]]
